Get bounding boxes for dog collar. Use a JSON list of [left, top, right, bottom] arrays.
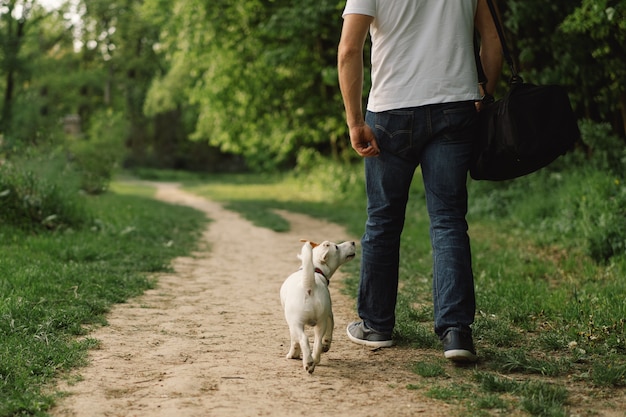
[[315, 268, 329, 285], [299, 267, 329, 285]]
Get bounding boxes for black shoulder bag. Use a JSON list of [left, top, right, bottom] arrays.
[[470, 0, 580, 181]]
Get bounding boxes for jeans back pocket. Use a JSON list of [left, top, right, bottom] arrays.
[[371, 110, 413, 156]]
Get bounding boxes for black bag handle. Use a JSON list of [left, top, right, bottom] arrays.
[[476, 0, 523, 88]]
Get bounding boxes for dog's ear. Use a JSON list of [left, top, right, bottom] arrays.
[[317, 241, 331, 264], [299, 238, 319, 248]]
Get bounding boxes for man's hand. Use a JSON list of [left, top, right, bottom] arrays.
[[475, 93, 494, 112], [339, 14, 376, 158], [349, 124, 380, 157]]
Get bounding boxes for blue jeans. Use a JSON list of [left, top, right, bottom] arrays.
[[359, 101, 476, 339]]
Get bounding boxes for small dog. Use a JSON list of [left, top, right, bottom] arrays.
[[280, 239, 356, 373]]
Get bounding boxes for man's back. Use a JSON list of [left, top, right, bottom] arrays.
[[342, 0, 481, 111]]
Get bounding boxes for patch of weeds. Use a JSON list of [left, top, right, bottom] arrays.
[[537, 332, 568, 351], [412, 361, 448, 378], [393, 321, 440, 348], [0, 154, 91, 231], [472, 393, 510, 412], [473, 314, 521, 348], [474, 372, 569, 417], [519, 381, 568, 417], [591, 360, 626, 387], [475, 372, 519, 393], [62, 373, 85, 387], [426, 383, 473, 403], [483, 348, 571, 377]]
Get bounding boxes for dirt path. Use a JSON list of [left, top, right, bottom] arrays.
[[51, 182, 449, 417]]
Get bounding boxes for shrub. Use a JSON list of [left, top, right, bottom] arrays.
[[67, 109, 128, 194], [295, 148, 364, 201], [0, 151, 90, 231], [578, 171, 626, 263], [578, 120, 626, 177]]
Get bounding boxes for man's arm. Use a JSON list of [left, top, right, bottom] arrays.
[[338, 13, 379, 157], [475, 0, 503, 98]]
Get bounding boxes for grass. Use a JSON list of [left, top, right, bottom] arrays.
[[412, 361, 448, 378], [0, 182, 207, 417], [2, 158, 625, 416], [182, 172, 369, 237], [167, 165, 626, 416]]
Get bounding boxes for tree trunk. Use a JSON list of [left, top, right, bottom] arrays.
[[619, 92, 626, 135], [0, 8, 27, 133]]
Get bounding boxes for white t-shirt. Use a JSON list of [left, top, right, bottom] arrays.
[[343, 0, 481, 112]]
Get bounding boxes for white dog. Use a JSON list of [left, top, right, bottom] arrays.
[[280, 239, 356, 373]]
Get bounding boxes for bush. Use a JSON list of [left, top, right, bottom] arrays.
[[579, 172, 626, 263], [67, 109, 128, 194], [578, 120, 626, 176], [0, 151, 90, 231], [295, 148, 364, 201]]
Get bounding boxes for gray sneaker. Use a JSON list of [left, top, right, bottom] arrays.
[[346, 321, 394, 348]]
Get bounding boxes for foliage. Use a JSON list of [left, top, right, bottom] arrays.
[[468, 165, 626, 265], [66, 109, 128, 194], [474, 373, 569, 417], [0, 114, 129, 231], [0, 149, 90, 231], [2, 0, 626, 173], [183, 162, 366, 235], [502, 0, 626, 135], [561, 0, 626, 133], [143, 0, 351, 171], [77, 0, 161, 166], [578, 119, 626, 175], [578, 171, 626, 262]]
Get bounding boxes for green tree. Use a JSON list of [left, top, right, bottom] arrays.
[[1, 0, 38, 134], [145, 0, 348, 171], [3, 0, 624, 174], [78, 0, 156, 164], [77, 0, 219, 170], [561, 0, 626, 135], [0, 0, 83, 147]]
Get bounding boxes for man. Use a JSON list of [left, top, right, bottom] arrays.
[[338, 0, 502, 362]]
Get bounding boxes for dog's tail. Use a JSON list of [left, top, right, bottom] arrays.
[[299, 241, 315, 295]]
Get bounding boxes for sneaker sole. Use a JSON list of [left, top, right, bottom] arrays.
[[444, 349, 478, 363], [346, 327, 394, 348]]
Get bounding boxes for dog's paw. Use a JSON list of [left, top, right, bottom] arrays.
[[322, 339, 332, 352], [303, 354, 315, 373], [286, 351, 301, 360], [286, 343, 301, 359]]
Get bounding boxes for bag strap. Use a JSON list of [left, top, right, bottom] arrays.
[[474, 33, 488, 90], [475, 0, 524, 87]]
